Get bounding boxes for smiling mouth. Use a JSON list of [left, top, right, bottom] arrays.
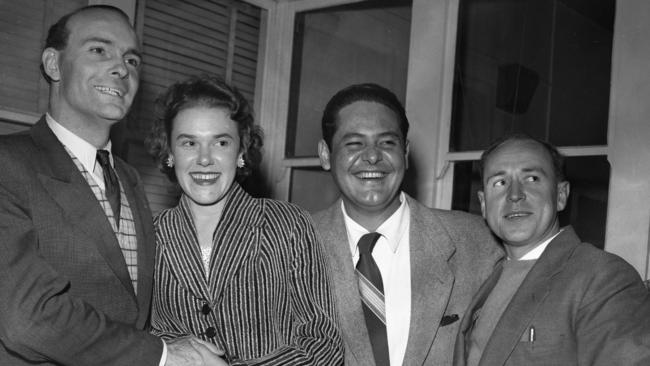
[[190, 172, 220, 184], [354, 171, 387, 179], [95, 86, 123, 97], [504, 211, 532, 219]]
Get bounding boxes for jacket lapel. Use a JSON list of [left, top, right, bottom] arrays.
[[163, 194, 212, 301], [31, 118, 135, 299], [453, 262, 504, 366], [116, 158, 155, 327], [318, 201, 375, 366], [209, 185, 261, 306], [403, 196, 455, 366], [478, 229, 580, 366]]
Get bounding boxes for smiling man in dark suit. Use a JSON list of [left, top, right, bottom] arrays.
[[454, 135, 650, 366], [311, 83, 502, 366], [0, 5, 222, 366]]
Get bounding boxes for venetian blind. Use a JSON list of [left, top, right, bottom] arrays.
[[0, 0, 86, 132]]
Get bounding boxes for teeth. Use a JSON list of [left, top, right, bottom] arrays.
[[95, 86, 122, 96], [356, 171, 385, 179], [191, 173, 218, 180], [506, 212, 529, 219]]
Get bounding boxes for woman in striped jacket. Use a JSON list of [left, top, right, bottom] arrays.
[[146, 75, 343, 365]]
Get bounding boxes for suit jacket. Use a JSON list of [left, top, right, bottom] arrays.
[[454, 226, 650, 366], [0, 117, 162, 365], [150, 183, 343, 365], [311, 195, 503, 366]]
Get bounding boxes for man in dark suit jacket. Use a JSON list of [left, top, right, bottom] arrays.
[[0, 5, 222, 365], [311, 83, 503, 366], [454, 135, 650, 366]]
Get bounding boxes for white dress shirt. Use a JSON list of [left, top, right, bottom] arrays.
[[516, 229, 564, 260], [45, 113, 113, 189], [342, 192, 411, 366]]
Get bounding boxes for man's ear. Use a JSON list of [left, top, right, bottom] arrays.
[[404, 139, 410, 170], [42, 48, 61, 82], [318, 139, 331, 171], [477, 190, 487, 219], [556, 181, 570, 211]]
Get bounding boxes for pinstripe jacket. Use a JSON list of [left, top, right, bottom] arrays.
[[150, 183, 343, 365]]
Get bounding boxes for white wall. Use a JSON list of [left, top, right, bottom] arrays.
[[605, 0, 650, 279]]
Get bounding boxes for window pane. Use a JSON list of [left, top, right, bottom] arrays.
[[450, 0, 614, 151], [451, 156, 609, 249], [286, 0, 411, 157], [290, 168, 340, 214]]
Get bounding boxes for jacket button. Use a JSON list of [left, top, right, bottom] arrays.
[[201, 303, 211, 315], [206, 326, 217, 338]]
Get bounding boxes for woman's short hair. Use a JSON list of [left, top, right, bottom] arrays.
[[146, 75, 263, 182]]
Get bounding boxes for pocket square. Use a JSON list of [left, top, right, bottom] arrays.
[[440, 314, 459, 326]]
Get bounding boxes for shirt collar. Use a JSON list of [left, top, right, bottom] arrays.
[[342, 192, 410, 255], [46, 113, 113, 173], [515, 228, 564, 261]]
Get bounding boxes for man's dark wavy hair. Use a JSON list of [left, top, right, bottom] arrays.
[[321, 83, 409, 148]]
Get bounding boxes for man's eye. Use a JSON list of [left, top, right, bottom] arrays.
[[216, 140, 230, 147], [345, 141, 362, 147], [90, 47, 105, 55], [126, 57, 141, 68], [525, 175, 539, 182], [493, 179, 506, 187], [380, 139, 397, 147]]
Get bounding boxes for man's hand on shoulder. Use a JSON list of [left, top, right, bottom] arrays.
[[165, 336, 228, 366]]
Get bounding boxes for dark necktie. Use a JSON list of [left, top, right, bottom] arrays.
[[356, 232, 390, 366], [96, 149, 121, 225]]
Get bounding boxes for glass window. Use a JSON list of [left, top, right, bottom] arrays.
[[450, 0, 614, 151], [286, 0, 412, 158]]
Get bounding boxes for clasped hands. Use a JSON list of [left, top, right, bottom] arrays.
[[165, 335, 229, 366]]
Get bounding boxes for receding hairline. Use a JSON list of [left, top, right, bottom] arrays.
[[481, 138, 561, 182], [70, 6, 131, 24]]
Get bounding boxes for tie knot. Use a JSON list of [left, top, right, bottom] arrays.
[[96, 149, 111, 167], [357, 232, 381, 254]]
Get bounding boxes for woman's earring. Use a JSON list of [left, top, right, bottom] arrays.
[[166, 155, 174, 168], [237, 156, 245, 168]]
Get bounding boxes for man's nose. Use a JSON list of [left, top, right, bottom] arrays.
[[507, 181, 525, 202], [362, 146, 382, 164], [110, 60, 129, 79]]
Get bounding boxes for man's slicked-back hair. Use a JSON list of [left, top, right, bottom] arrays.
[[321, 83, 409, 148], [479, 133, 566, 185], [40, 5, 131, 82]]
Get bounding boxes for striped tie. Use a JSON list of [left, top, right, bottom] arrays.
[[356, 232, 389, 366]]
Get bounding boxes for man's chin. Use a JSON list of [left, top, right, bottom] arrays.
[[97, 107, 130, 122]]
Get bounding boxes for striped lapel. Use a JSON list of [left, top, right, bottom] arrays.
[[162, 194, 211, 301], [208, 184, 262, 305]]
